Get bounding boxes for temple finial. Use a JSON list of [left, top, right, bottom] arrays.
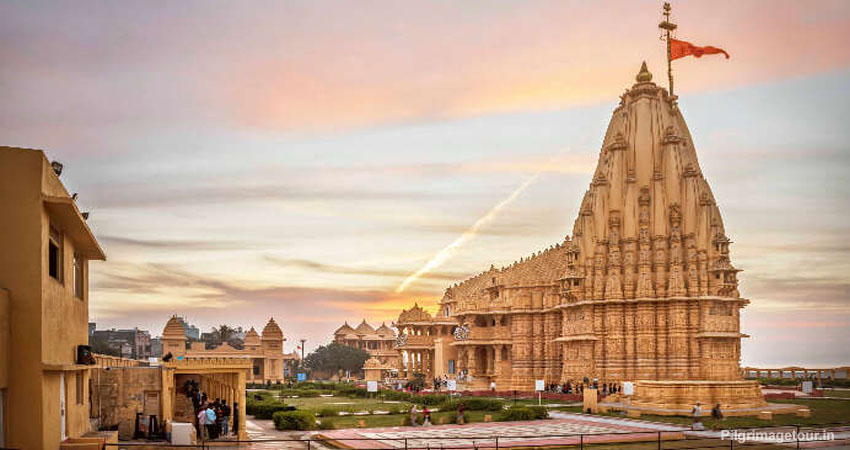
[[636, 61, 652, 83]]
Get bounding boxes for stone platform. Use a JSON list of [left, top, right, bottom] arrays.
[[629, 380, 770, 410], [603, 379, 804, 417]]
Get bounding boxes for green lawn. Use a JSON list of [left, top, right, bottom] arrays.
[[821, 389, 850, 399], [320, 410, 491, 429], [270, 394, 413, 413], [601, 399, 850, 430]]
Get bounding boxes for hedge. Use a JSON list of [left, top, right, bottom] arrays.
[[246, 399, 291, 420], [440, 397, 504, 412], [497, 406, 549, 422], [273, 410, 316, 430]]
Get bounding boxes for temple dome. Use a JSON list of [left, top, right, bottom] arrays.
[[261, 317, 283, 340], [334, 322, 356, 335], [244, 327, 260, 345], [396, 303, 433, 324], [354, 319, 375, 335], [376, 322, 395, 338], [162, 315, 186, 338]]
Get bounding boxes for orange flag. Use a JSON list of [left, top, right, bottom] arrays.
[[670, 38, 729, 60]]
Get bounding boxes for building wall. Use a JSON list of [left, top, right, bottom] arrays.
[[0, 147, 102, 450], [92, 367, 162, 440]]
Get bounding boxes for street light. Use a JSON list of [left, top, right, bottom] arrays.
[[300, 338, 306, 380]]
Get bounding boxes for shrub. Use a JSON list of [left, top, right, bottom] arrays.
[[273, 410, 316, 431], [317, 419, 336, 430], [316, 407, 340, 417], [246, 399, 290, 420], [412, 394, 447, 406], [383, 390, 412, 402], [441, 397, 504, 412], [497, 406, 549, 422]]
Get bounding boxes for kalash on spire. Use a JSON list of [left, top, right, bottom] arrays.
[[390, 3, 805, 418]]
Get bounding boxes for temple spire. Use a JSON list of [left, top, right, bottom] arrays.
[[658, 2, 677, 97]]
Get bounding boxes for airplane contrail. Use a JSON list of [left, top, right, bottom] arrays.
[[395, 172, 540, 293]]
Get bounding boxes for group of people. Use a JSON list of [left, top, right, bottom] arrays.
[[691, 402, 724, 430], [195, 399, 232, 440], [408, 402, 467, 426], [183, 379, 232, 440], [546, 381, 623, 396]]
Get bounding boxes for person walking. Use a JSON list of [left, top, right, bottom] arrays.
[[409, 404, 419, 426], [711, 403, 724, 421], [456, 402, 466, 425], [691, 402, 703, 430], [490, 381, 496, 393], [422, 406, 431, 426]]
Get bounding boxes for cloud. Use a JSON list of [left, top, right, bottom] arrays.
[[89, 262, 433, 348], [99, 236, 254, 251], [263, 256, 466, 282]]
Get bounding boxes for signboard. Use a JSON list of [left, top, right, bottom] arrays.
[[446, 379, 457, 391], [535, 380, 545, 392], [622, 381, 634, 396], [367, 381, 378, 393], [802, 381, 813, 394], [297, 373, 307, 382]]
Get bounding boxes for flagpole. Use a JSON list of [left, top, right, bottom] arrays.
[[659, 2, 677, 97]]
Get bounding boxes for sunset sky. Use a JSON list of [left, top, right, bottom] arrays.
[[2, 0, 849, 366]]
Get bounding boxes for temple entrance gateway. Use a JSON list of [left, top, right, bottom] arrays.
[[162, 357, 251, 440]]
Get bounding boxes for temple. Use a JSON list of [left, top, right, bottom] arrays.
[[333, 320, 399, 368], [393, 63, 773, 412]]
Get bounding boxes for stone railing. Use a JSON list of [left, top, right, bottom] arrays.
[[94, 354, 144, 368], [163, 355, 253, 370]]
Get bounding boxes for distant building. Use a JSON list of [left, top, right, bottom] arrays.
[[334, 320, 399, 369], [91, 328, 152, 360], [150, 337, 162, 358]]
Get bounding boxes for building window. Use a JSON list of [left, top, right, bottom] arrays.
[[448, 359, 455, 374], [76, 373, 84, 405], [49, 226, 63, 282], [73, 255, 85, 299]]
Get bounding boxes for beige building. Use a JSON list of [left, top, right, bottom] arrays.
[[0, 147, 108, 449], [333, 320, 399, 368], [161, 316, 292, 383], [393, 65, 774, 412]]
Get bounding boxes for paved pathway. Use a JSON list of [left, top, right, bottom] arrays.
[[312, 413, 684, 449]]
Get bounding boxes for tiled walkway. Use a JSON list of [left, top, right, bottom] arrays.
[[311, 414, 685, 449]]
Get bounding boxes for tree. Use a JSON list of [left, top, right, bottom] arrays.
[[89, 333, 120, 357], [303, 342, 370, 379], [202, 324, 244, 349]]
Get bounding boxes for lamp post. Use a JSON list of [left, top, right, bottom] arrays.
[[300, 338, 306, 380]]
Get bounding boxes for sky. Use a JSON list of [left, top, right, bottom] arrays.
[[1, 0, 849, 366]]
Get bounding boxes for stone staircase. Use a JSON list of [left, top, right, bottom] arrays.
[[174, 389, 196, 423]]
